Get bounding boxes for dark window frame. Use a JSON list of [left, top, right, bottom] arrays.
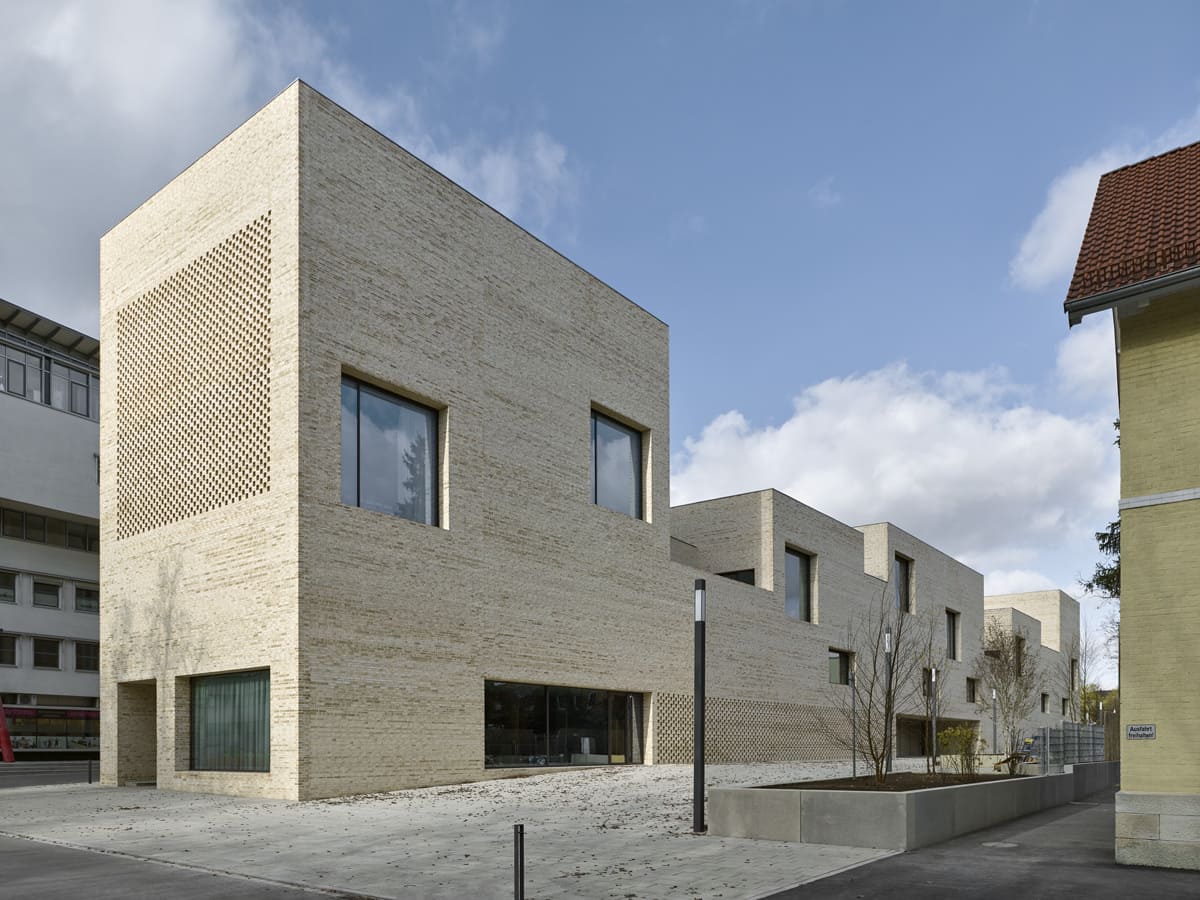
[[785, 547, 814, 622], [828, 649, 852, 685], [893, 554, 913, 612], [946, 609, 960, 660], [75, 641, 99, 672], [33, 638, 60, 669], [0, 634, 16, 666], [340, 375, 441, 527], [589, 409, 644, 520], [190, 669, 271, 773]]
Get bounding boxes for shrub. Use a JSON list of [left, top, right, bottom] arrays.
[[939, 724, 983, 776]]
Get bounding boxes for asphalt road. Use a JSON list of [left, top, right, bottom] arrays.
[[767, 787, 1200, 899], [0, 760, 96, 789], [0, 834, 373, 900]]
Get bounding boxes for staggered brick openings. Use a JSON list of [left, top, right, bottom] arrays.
[[1067, 140, 1200, 302]]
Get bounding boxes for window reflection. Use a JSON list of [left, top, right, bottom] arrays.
[[590, 411, 642, 518], [341, 376, 438, 526], [485, 681, 643, 768]]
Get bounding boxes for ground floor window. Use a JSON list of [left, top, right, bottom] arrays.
[[191, 669, 270, 772], [2, 707, 99, 750], [485, 681, 643, 768]]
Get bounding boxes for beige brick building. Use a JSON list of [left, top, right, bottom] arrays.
[[1067, 142, 1200, 870], [100, 82, 1079, 801]]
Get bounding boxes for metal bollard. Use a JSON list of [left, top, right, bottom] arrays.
[[513, 823, 524, 900], [87, 758, 93, 784]]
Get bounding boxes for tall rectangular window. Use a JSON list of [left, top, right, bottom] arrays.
[[75, 586, 100, 613], [33, 582, 60, 609], [1062, 697, 1069, 717], [25, 515, 45, 542], [893, 555, 912, 612], [1041, 693, 1049, 714], [0, 635, 15, 666], [340, 376, 439, 526], [590, 411, 643, 519], [1070, 658, 1078, 691], [828, 649, 851, 685], [191, 669, 270, 772], [75, 641, 99, 672], [2, 509, 24, 539], [0, 571, 14, 603], [946, 609, 960, 660], [33, 638, 60, 669], [785, 548, 812, 622], [966, 677, 979, 704]]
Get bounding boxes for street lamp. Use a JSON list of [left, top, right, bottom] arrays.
[[931, 667, 938, 770], [992, 687, 998, 755], [693, 578, 706, 834], [884, 624, 893, 773], [850, 660, 857, 780]]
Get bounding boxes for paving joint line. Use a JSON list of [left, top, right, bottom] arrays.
[[0, 829, 386, 899]]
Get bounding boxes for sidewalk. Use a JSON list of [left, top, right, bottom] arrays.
[[0, 761, 899, 899], [766, 787, 1200, 899]]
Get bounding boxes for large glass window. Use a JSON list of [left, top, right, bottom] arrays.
[[2, 509, 24, 539], [191, 669, 270, 772], [75, 641, 99, 672], [485, 681, 643, 768], [33, 639, 60, 669], [0, 508, 98, 553], [785, 548, 812, 622], [590, 411, 643, 519], [341, 376, 439, 526], [0, 635, 15, 666], [0, 571, 14, 603]]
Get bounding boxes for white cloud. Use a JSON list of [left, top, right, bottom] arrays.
[[1055, 313, 1117, 404], [1011, 107, 1200, 292], [983, 569, 1058, 595], [671, 362, 1119, 577], [0, 0, 576, 334], [808, 175, 841, 209]]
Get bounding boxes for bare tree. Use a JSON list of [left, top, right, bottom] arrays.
[[1060, 624, 1101, 722], [822, 577, 929, 783], [914, 611, 946, 773], [974, 619, 1041, 774]]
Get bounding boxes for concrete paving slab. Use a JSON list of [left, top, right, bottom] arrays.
[[0, 761, 913, 899]]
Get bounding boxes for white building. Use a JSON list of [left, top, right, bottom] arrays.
[[0, 299, 101, 758]]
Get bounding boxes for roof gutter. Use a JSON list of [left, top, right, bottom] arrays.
[[1066, 264, 1200, 326]]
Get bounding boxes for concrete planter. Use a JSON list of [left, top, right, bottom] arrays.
[[710, 761, 1119, 850]]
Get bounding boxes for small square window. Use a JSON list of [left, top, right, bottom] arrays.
[[75, 587, 99, 613], [0, 571, 15, 603], [75, 641, 99, 672], [33, 638, 60, 669], [33, 582, 60, 609], [0, 635, 15, 666], [590, 410, 644, 519], [828, 649, 851, 685]]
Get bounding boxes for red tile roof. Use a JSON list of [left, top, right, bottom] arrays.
[[1066, 140, 1200, 303]]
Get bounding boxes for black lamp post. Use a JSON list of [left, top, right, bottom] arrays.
[[884, 624, 893, 774], [693, 578, 706, 834]]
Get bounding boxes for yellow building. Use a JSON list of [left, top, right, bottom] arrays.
[[1067, 142, 1200, 869]]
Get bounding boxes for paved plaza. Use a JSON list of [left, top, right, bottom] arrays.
[[0, 761, 909, 899]]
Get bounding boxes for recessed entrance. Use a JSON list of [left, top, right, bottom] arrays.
[[115, 680, 157, 785]]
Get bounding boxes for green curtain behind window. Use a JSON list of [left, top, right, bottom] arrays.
[[192, 669, 270, 772]]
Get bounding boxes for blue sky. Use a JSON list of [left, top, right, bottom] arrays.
[[6, 1, 1196, 685]]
